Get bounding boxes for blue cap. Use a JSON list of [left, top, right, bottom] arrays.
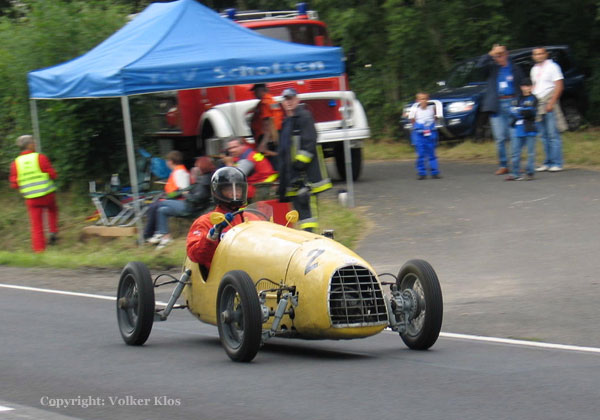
[[282, 88, 298, 98]]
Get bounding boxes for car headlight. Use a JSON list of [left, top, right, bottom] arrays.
[[447, 101, 475, 114]]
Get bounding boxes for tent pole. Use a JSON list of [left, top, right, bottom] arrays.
[[120, 96, 143, 246], [339, 76, 354, 208], [29, 100, 42, 153], [228, 85, 238, 137]]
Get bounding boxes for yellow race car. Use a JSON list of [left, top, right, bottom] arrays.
[[116, 203, 443, 362]]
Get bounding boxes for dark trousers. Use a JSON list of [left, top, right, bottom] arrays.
[[143, 201, 160, 239]]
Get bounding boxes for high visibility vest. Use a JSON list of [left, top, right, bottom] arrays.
[[15, 153, 56, 199], [165, 165, 189, 194]]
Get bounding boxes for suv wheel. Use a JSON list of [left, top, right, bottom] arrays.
[[474, 112, 492, 142]]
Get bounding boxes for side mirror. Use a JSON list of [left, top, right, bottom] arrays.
[[285, 210, 299, 227], [209, 212, 226, 225]]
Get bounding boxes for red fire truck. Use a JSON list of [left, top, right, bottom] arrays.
[[152, 4, 370, 180]]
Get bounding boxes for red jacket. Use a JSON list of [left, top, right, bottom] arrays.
[[10, 150, 58, 199], [234, 147, 277, 199], [187, 205, 259, 269]]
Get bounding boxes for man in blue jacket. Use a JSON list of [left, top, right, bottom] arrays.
[[477, 44, 525, 175]]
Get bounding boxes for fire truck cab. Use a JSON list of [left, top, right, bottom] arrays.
[[152, 3, 370, 181]]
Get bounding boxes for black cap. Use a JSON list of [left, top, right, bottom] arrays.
[[250, 83, 266, 91], [520, 77, 533, 86], [282, 88, 298, 98]]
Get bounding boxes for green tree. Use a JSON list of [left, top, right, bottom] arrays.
[[0, 0, 156, 188]]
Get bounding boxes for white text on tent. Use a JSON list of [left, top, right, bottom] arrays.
[[213, 61, 326, 79]]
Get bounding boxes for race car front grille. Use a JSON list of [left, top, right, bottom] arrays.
[[328, 265, 388, 327]]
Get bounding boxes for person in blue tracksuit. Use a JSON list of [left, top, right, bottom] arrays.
[[409, 92, 441, 180], [508, 78, 538, 181]]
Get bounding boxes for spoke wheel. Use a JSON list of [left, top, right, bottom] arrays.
[[397, 259, 443, 350], [216, 270, 262, 362], [116, 262, 155, 345]]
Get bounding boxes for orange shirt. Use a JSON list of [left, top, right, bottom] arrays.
[[251, 93, 283, 139], [165, 164, 190, 194]]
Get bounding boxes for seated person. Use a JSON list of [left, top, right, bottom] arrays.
[[144, 150, 190, 243], [222, 137, 278, 201], [150, 157, 216, 250], [187, 167, 255, 270]]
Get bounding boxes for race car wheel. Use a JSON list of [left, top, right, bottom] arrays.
[[397, 259, 443, 350], [116, 262, 155, 346], [216, 270, 262, 362]]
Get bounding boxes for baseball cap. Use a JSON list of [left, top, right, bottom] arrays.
[[250, 83, 266, 91], [282, 88, 298, 98], [520, 77, 533, 86]]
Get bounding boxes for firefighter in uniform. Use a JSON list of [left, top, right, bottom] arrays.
[[277, 88, 332, 232], [9, 135, 58, 252], [250, 83, 283, 169], [223, 137, 278, 201]]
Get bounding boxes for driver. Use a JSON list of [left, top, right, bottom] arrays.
[[187, 166, 252, 269]]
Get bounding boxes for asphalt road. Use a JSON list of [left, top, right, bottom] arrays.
[[328, 161, 600, 347], [1, 160, 599, 419], [0, 287, 599, 420]]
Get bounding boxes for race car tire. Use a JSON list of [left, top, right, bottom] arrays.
[[116, 262, 155, 346], [396, 259, 443, 350], [216, 270, 262, 362]]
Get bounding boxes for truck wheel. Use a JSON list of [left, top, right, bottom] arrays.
[[117, 262, 155, 346], [334, 144, 362, 181], [397, 259, 443, 350], [216, 270, 262, 362]]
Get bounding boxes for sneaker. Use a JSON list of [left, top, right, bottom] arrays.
[[48, 233, 58, 246], [548, 166, 563, 172], [526, 173, 535, 181], [536, 165, 549, 172], [156, 236, 173, 250], [147, 233, 164, 244], [495, 167, 509, 175], [505, 175, 523, 181], [417, 175, 426, 180], [431, 174, 442, 179]]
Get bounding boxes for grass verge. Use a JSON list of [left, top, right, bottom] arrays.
[[0, 192, 362, 270], [365, 128, 600, 168]]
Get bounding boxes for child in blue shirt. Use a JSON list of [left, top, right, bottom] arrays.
[[508, 78, 538, 180], [409, 92, 441, 180]]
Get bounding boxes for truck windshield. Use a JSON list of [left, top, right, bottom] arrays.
[[445, 59, 486, 88], [253, 24, 331, 46]]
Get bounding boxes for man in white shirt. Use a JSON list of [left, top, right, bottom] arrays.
[[531, 47, 564, 172]]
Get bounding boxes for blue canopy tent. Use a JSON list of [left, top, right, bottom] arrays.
[[27, 0, 351, 241]]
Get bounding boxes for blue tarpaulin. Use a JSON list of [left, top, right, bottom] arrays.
[[28, 0, 344, 99]]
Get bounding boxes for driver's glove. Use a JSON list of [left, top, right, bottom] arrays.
[[207, 222, 226, 241], [207, 213, 234, 241]]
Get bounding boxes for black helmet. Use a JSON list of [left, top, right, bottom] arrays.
[[211, 166, 248, 210]]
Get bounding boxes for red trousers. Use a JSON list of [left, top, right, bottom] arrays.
[[25, 193, 58, 253]]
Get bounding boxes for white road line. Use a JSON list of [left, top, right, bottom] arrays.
[[0, 405, 15, 412], [0, 283, 168, 306], [3, 282, 600, 355], [440, 332, 600, 354]]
